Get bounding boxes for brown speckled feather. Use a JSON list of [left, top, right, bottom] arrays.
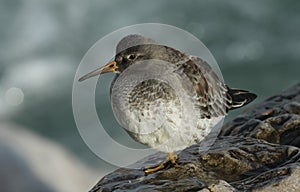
[[174, 56, 229, 118]]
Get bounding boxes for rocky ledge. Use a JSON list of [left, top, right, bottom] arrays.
[[90, 84, 300, 192]]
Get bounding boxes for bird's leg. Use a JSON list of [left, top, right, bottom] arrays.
[[143, 152, 178, 174], [168, 152, 178, 165]]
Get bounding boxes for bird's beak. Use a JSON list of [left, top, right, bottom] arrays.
[[78, 61, 118, 82]]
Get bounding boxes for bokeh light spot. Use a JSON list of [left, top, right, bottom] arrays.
[[5, 87, 24, 106]]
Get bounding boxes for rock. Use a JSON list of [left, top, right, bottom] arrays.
[[90, 83, 300, 192], [220, 84, 300, 147], [202, 180, 236, 192], [253, 166, 300, 192], [0, 123, 100, 192]]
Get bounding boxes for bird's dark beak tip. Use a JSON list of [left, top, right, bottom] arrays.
[[78, 77, 84, 82]]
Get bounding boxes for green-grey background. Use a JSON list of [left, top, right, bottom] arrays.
[[0, 0, 299, 174]]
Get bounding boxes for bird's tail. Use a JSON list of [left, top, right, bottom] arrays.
[[226, 86, 257, 111]]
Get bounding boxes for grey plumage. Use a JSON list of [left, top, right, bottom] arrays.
[[80, 34, 257, 152]]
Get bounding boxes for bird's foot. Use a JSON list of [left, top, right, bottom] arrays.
[[143, 152, 178, 174]]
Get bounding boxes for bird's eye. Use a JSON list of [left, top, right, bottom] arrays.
[[127, 54, 136, 60]]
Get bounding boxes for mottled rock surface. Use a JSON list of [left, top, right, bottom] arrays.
[[90, 84, 300, 192]]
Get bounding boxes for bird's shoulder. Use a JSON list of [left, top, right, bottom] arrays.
[[174, 55, 229, 118]]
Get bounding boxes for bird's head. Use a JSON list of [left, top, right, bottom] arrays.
[[78, 44, 172, 82], [78, 34, 187, 82]]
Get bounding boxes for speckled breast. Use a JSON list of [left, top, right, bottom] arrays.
[[110, 60, 218, 152]]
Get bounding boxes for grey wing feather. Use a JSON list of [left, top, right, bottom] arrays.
[[176, 56, 230, 118]]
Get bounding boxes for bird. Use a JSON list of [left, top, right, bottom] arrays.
[[79, 34, 257, 174]]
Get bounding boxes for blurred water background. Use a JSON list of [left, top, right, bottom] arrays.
[[0, 0, 299, 191]]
